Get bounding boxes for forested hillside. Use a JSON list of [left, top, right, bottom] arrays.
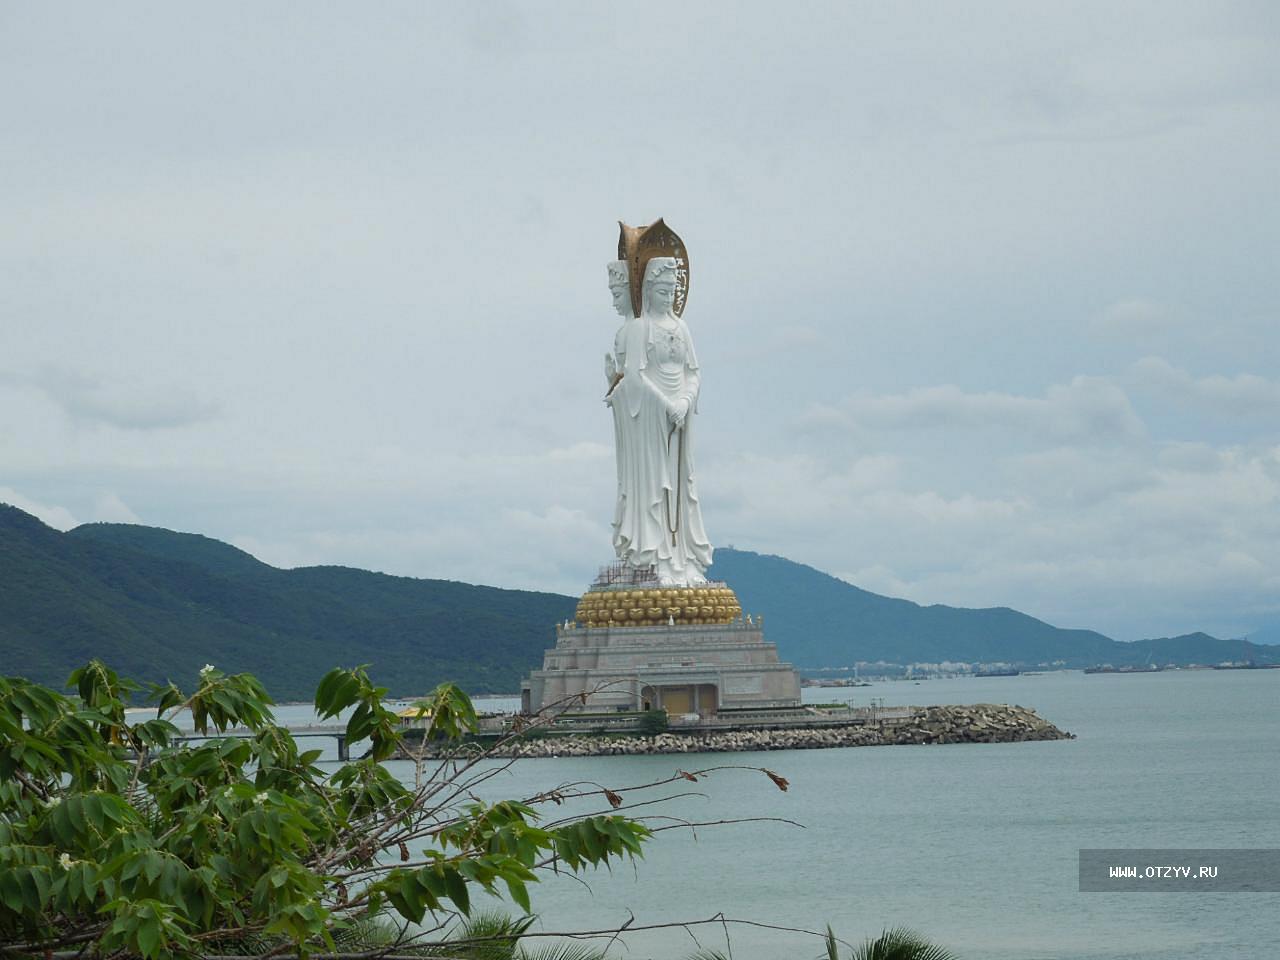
[[1, 505, 574, 699]]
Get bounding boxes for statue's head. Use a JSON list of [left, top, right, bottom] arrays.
[[617, 219, 689, 318], [607, 261, 630, 318], [642, 257, 679, 317]]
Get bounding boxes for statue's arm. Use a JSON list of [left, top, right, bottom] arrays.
[[684, 363, 701, 409], [604, 325, 628, 403], [679, 323, 701, 416]]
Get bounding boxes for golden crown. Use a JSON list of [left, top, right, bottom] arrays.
[[617, 218, 690, 318]]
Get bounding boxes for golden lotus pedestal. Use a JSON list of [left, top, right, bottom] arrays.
[[573, 584, 742, 628]]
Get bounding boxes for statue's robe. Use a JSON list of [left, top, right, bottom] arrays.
[[609, 313, 712, 584]]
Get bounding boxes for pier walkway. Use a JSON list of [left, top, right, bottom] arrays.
[[172, 723, 355, 760]]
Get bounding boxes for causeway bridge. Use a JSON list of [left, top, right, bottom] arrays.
[[172, 723, 359, 761]]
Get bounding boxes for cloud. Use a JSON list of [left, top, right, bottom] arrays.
[[7, 369, 220, 431], [91, 492, 142, 524], [1127, 356, 1280, 415], [229, 503, 611, 597], [0, 487, 78, 530], [0, 486, 138, 532], [227, 535, 309, 570], [1091, 298, 1181, 337], [544, 442, 611, 463], [55, 375, 219, 431], [711, 438, 1280, 641], [773, 325, 821, 350], [805, 377, 1145, 445]]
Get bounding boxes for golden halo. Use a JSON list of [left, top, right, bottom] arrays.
[[617, 218, 690, 319]]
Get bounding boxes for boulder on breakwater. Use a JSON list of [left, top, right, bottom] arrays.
[[395, 703, 1072, 760]]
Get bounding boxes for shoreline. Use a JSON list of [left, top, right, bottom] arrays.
[[399, 703, 1073, 759]]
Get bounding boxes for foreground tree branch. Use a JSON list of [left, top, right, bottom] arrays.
[[0, 662, 813, 960]]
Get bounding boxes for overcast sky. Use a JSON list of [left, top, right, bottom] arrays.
[[2, 2, 1278, 642]]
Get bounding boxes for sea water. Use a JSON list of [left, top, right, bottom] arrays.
[[278, 669, 1279, 959]]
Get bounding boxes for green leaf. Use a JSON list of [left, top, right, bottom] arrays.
[[315, 667, 366, 718], [30, 865, 52, 907], [67, 795, 88, 833], [0, 870, 23, 911], [136, 917, 161, 959], [504, 875, 531, 914], [150, 681, 185, 715], [390, 875, 425, 924], [142, 851, 164, 883], [442, 865, 470, 916]]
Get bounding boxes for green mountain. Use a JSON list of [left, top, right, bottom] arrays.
[[3, 505, 1273, 699], [0, 504, 575, 700], [1122, 631, 1271, 666], [707, 549, 1278, 669]]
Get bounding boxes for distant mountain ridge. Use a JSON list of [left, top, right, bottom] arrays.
[[1, 504, 1273, 698], [82, 523, 275, 579], [707, 549, 1276, 669]]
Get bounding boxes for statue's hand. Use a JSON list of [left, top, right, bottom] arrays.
[[605, 352, 617, 383], [670, 397, 691, 427]]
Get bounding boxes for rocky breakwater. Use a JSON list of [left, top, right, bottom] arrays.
[[400, 704, 1072, 759], [886, 704, 1072, 746]]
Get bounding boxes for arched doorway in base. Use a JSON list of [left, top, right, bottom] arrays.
[[638, 683, 719, 717]]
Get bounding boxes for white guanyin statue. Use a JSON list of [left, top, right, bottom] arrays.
[[603, 220, 712, 586]]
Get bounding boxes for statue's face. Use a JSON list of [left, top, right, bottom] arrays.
[[609, 282, 630, 317], [646, 279, 676, 314]]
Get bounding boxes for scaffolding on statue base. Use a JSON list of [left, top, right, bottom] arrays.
[[587, 561, 728, 594], [591, 561, 661, 589]]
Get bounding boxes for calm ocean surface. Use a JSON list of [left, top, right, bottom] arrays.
[[279, 669, 1279, 959]]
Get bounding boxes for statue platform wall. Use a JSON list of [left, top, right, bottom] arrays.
[[521, 619, 801, 716]]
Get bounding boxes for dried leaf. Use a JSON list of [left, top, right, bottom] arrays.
[[604, 789, 623, 809], [398, 841, 410, 862], [678, 770, 699, 782], [763, 769, 789, 792]]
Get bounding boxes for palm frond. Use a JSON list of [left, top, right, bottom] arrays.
[[331, 914, 407, 950], [429, 910, 536, 960], [848, 926, 957, 960], [518, 941, 612, 960], [825, 924, 840, 960]]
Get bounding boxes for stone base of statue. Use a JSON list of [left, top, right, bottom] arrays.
[[520, 563, 801, 718]]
